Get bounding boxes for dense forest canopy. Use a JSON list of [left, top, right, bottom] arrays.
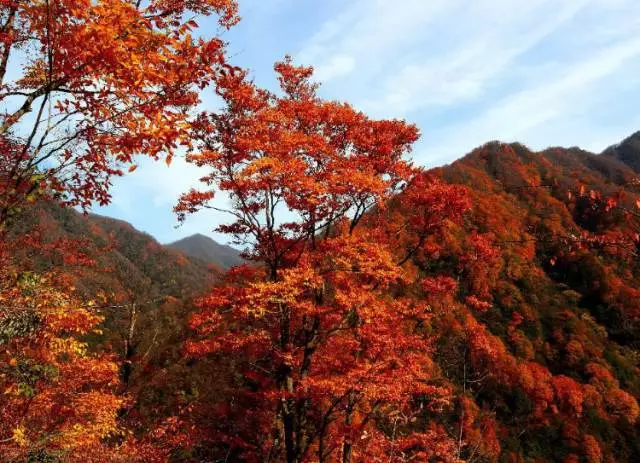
[[2, 1, 640, 462]]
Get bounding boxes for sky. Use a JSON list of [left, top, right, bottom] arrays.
[[93, 0, 640, 244]]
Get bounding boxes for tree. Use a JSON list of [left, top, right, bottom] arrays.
[[0, 0, 239, 228], [0, 262, 125, 461], [178, 59, 469, 462]]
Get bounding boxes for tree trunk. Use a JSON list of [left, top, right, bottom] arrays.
[[279, 302, 298, 463], [121, 302, 137, 386], [342, 395, 355, 463]]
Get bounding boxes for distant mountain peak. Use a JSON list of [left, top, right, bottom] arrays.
[[623, 130, 640, 142], [167, 234, 243, 270], [602, 130, 640, 173]]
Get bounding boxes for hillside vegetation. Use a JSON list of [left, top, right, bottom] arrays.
[[1, 0, 640, 460]]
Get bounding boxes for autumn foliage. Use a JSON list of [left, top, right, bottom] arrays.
[[0, 0, 237, 459], [3, 1, 640, 461], [0, 247, 124, 461], [0, 0, 238, 226], [175, 59, 472, 462]]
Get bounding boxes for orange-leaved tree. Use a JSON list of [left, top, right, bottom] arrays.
[[0, 1, 240, 458], [0, 0, 238, 227], [178, 59, 470, 462], [0, 255, 124, 461]]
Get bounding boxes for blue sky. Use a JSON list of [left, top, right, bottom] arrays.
[[94, 0, 640, 244]]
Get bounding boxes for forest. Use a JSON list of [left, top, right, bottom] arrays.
[[1, 1, 640, 462]]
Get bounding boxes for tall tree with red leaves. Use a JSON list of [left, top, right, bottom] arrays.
[[178, 58, 470, 462]]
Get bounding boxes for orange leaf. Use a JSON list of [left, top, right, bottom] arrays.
[[128, 165, 138, 173]]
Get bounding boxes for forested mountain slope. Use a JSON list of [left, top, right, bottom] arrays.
[[413, 136, 640, 461], [10, 202, 219, 300], [603, 131, 640, 174]]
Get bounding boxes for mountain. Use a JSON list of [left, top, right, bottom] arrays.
[[415, 137, 640, 462], [143, 138, 640, 463], [9, 203, 219, 300], [167, 233, 243, 269]]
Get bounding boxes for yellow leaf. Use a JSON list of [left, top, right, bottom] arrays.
[[12, 426, 27, 447]]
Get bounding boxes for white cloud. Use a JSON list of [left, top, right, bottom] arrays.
[[417, 34, 640, 165], [298, 0, 596, 116], [95, 156, 234, 244], [313, 54, 355, 81], [361, 0, 592, 115], [292, 0, 640, 167], [299, 0, 452, 83]]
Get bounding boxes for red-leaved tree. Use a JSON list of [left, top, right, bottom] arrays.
[[177, 59, 470, 462]]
